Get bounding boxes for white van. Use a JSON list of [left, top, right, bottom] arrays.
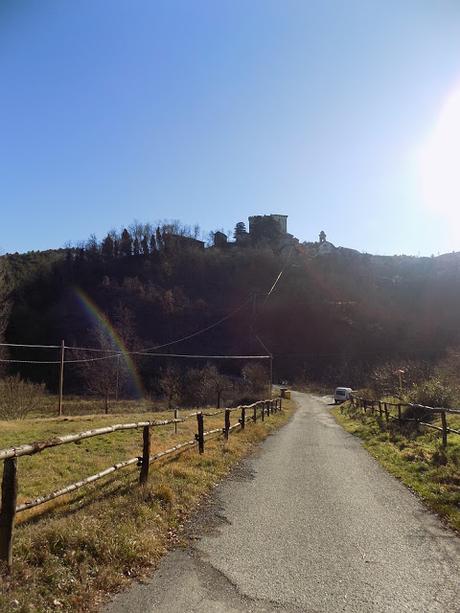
[[334, 387, 352, 404]]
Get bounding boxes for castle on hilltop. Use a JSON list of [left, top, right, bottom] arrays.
[[248, 214, 288, 235]]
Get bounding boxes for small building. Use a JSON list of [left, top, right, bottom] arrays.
[[163, 233, 205, 251], [213, 231, 228, 248]]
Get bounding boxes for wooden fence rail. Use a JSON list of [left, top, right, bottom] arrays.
[[0, 397, 282, 570], [349, 395, 460, 447]]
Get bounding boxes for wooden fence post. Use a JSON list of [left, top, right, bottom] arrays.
[[224, 409, 230, 440], [240, 407, 246, 430], [261, 402, 265, 421], [197, 412, 204, 454], [384, 403, 389, 423], [139, 426, 151, 485], [253, 405, 257, 422], [174, 409, 178, 435], [397, 404, 402, 423], [378, 401, 383, 419], [441, 411, 448, 449], [279, 397, 282, 411], [0, 458, 18, 571]]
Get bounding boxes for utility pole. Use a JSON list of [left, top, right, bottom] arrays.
[[58, 339, 65, 416], [252, 292, 273, 398], [115, 355, 120, 402], [269, 354, 273, 398]]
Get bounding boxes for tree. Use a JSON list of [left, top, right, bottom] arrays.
[[0, 375, 46, 420], [141, 235, 149, 256], [234, 221, 248, 242], [202, 364, 231, 408], [159, 365, 182, 409], [101, 233, 114, 259], [155, 227, 164, 251], [242, 363, 268, 396], [133, 237, 140, 256], [78, 320, 131, 412], [85, 234, 99, 259], [120, 229, 133, 257]]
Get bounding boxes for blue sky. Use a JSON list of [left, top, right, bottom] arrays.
[[1, 1, 460, 256]]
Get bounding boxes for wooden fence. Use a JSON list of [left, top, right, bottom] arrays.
[[0, 397, 282, 570], [348, 395, 460, 448]]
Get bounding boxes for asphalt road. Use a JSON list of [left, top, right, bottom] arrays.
[[103, 392, 460, 612]]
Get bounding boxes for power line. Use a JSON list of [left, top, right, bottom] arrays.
[[64, 297, 251, 355], [141, 299, 250, 352], [0, 352, 269, 365], [0, 342, 61, 349], [0, 358, 61, 364], [263, 247, 294, 304], [130, 352, 270, 359]]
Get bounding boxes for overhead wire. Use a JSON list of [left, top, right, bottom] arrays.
[[62, 297, 251, 356]]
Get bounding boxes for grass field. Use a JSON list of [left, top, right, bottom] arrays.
[[0, 399, 294, 612], [22, 395, 172, 419], [333, 402, 460, 533]]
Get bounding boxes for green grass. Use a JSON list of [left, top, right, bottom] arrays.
[[333, 403, 460, 532], [0, 400, 294, 612]]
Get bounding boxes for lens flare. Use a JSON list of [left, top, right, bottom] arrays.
[[74, 288, 144, 398], [418, 86, 460, 221]]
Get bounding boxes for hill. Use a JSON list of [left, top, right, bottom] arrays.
[[2, 220, 460, 395]]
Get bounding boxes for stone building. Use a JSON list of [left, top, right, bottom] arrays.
[[248, 214, 288, 235]]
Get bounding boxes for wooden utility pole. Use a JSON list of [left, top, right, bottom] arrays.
[[269, 354, 273, 398], [58, 339, 65, 417], [115, 355, 120, 402]]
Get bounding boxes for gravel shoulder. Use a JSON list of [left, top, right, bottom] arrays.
[[102, 392, 460, 612]]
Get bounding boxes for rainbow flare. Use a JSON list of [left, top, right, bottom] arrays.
[[74, 288, 144, 398]]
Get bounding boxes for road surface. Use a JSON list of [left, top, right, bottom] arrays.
[[103, 392, 460, 612]]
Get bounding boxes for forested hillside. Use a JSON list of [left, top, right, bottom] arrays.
[[2, 221, 460, 398]]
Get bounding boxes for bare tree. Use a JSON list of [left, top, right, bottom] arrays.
[[202, 364, 231, 408], [77, 325, 129, 413], [0, 375, 46, 420], [242, 363, 268, 396], [159, 365, 182, 409]]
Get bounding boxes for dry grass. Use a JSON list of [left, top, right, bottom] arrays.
[[0, 400, 294, 612]]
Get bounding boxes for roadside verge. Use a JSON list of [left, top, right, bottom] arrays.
[[332, 403, 460, 533]]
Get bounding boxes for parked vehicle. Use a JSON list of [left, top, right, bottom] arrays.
[[334, 387, 353, 404]]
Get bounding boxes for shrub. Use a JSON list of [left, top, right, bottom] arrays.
[[242, 363, 268, 395], [410, 377, 453, 408], [0, 375, 46, 419]]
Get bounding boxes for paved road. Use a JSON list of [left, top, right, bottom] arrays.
[[104, 392, 460, 612]]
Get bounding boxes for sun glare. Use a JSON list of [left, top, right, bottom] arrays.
[[418, 86, 460, 221]]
